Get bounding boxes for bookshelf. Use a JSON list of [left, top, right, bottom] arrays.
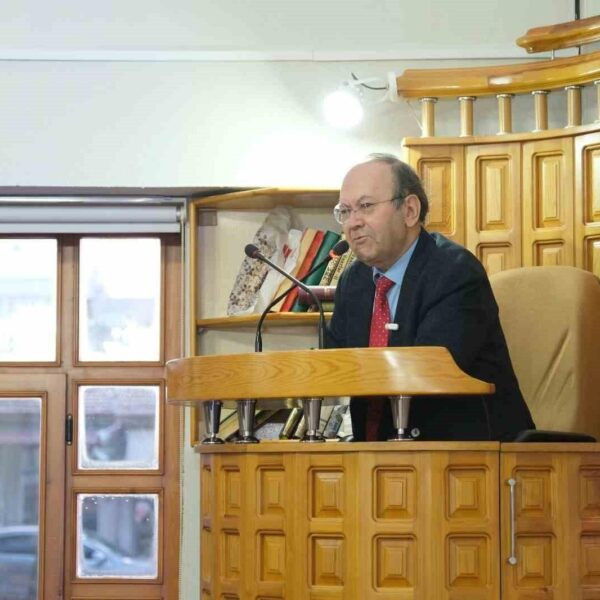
[[189, 188, 340, 443]]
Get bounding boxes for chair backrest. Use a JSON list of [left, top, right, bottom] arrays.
[[489, 266, 600, 439]]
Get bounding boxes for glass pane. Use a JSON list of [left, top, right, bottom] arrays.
[[0, 397, 41, 600], [78, 386, 159, 470], [77, 494, 158, 579], [0, 239, 57, 362], [78, 238, 161, 362]]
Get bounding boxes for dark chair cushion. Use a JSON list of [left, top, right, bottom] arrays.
[[514, 429, 596, 443]]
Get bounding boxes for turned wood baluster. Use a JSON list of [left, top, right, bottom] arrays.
[[497, 93, 514, 134], [420, 97, 437, 137], [532, 90, 549, 131], [459, 96, 475, 136], [566, 84, 582, 127]]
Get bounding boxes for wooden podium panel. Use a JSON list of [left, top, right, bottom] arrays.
[[199, 442, 600, 599], [199, 442, 500, 600], [501, 444, 600, 599]]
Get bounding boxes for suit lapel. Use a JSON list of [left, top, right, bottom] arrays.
[[389, 228, 435, 346], [347, 263, 375, 347]]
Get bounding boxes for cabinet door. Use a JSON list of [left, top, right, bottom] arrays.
[[521, 137, 575, 267], [574, 132, 600, 277], [465, 143, 522, 275], [501, 448, 600, 599], [405, 145, 465, 245]]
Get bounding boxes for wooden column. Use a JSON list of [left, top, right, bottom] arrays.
[[497, 93, 514, 134], [459, 96, 475, 136], [532, 90, 549, 131], [420, 97, 437, 137], [595, 80, 600, 123], [566, 85, 582, 127]]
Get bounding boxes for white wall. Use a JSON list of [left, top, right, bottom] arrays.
[[0, 0, 584, 190], [3, 55, 597, 191], [0, 0, 575, 58]]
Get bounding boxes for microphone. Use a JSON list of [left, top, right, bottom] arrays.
[[247, 239, 349, 352]]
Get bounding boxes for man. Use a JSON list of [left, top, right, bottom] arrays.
[[326, 154, 534, 441]]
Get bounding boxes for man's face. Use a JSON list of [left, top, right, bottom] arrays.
[[339, 161, 420, 271]]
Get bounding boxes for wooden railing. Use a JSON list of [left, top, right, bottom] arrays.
[[395, 16, 600, 137], [517, 14, 600, 53], [395, 16, 600, 280]]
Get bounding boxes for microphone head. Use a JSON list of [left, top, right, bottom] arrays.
[[330, 239, 349, 257], [244, 244, 260, 259]]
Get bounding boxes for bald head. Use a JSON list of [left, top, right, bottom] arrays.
[[338, 156, 423, 270]]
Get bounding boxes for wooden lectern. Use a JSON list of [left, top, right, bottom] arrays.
[[167, 347, 600, 599]]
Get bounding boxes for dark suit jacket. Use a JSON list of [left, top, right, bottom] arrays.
[[326, 229, 535, 441]]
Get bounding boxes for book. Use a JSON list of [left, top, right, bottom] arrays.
[[271, 228, 319, 312], [297, 285, 336, 307], [319, 233, 346, 285], [299, 231, 341, 288], [319, 254, 342, 285], [290, 230, 339, 312], [323, 404, 348, 438], [279, 408, 303, 439], [329, 249, 356, 287], [280, 229, 325, 312]]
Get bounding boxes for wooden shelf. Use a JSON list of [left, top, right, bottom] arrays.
[[190, 187, 339, 211], [197, 312, 332, 330]]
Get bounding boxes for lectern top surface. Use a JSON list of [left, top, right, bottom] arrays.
[[166, 346, 494, 405]]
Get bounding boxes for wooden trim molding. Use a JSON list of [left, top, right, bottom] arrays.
[[395, 50, 600, 98], [517, 15, 600, 53]]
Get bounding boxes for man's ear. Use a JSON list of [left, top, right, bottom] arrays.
[[403, 194, 421, 226]]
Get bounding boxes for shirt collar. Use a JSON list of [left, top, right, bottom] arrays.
[[372, 235, 419, 285]]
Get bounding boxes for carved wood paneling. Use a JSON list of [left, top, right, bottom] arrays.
[[201, 455, 215, 597], [405, 127, 600, 278], [575, 133, 600, 276], [405, 145, 465, 244], [522, 137, 574, 266], [200, 446, 600, 599], [295, 453, 358, 599], [501, 450, 600, 599], [359, 449, 499, 599], [200, 445, 500, 600], [374, 535, 416, 590], [466, 143, 522, 275]]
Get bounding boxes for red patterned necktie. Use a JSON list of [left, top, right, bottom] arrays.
[[366, 275, 395, 441]]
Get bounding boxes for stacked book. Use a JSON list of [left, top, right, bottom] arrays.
[[269, 229, 355, 313]]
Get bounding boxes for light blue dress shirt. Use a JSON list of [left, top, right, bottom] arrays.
[[372, 236, 419, 318]]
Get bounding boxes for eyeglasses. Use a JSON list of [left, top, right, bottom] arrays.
[[333, 197, 400, 225]]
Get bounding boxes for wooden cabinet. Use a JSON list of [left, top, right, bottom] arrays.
[[199, 442, 501, 600], [500, 444, 600, 599], [403, 125, 600, 276], [199, 442, 600, 599]]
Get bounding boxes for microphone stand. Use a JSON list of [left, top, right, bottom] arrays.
[[245, 244, 326, 350], [250, 240, 348, 352]]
